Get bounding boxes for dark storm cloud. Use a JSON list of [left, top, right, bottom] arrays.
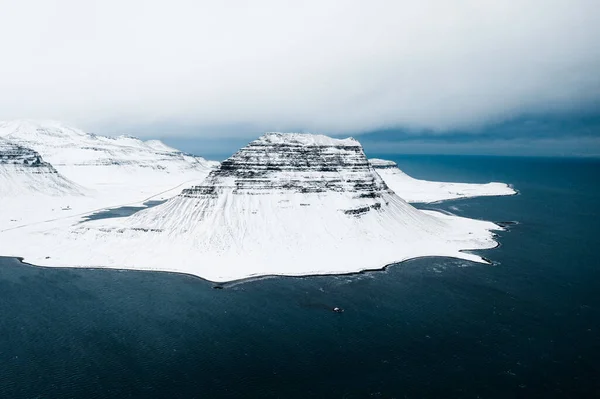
[[0, 0, 599, 137]]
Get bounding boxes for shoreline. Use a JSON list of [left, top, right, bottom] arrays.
[[7, 235, 505, 285], [3, 199, 515, 284], [407, 184, 519, 205]]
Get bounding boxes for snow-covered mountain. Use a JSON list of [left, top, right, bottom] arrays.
[[144, 139, 180, 153], [370, 158, 516, 203], [2, 133, 505, 282], [0, 137, 84, 196], [0, 120, 217, 230], [0, 120, 216, 188]]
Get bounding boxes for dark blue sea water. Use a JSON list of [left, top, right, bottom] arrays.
[[1, 155, 599, 398]]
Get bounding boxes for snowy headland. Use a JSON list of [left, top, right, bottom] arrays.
[[370, 158, 515, 203], [0, 122, 515, 282]]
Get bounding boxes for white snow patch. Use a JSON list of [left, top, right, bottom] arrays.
[[370, 158, 516, 203], [144, 139, 180, 153]]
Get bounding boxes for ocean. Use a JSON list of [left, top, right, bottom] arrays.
[[0, 155, 598, 398]]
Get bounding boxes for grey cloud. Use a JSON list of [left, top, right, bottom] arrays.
[[0, 0, 599, 136]]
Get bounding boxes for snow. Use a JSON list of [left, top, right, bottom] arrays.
[[0, 131, 514, 283], [370, 158, 516, 203], [369, 158, 397, 167], [0, 120, 216, 229], [258, 132, 359, 147], [144, 139, 180, 153], [0, 119, 216, 188], [0, 119, 88, 139], [2, 190, 501, 283], [0, 137, 86, 197]]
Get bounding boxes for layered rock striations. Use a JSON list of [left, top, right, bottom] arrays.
[[0, 138, 84, 196], [1, 138, 50, 168], [181, 133, 389, 204], [128, 133, 415, 234]]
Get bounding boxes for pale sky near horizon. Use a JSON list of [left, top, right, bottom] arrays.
[[0, 0, 599, 151]]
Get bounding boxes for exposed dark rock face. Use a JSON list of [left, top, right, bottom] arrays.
[[0, 139, 59, 174], [181, 133, 392, 201], [369, 159, 399, 169]]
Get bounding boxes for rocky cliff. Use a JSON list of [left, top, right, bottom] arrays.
[[179, 133, 391, 216], [0, 138, 84, 196]]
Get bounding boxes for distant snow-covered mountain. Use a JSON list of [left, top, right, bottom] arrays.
[[0, 120, 216, 187], [2, 132, 505, 282], [0, 120, 217, 229], [370, 158, 515, 203], [0, 137, 85, 196]]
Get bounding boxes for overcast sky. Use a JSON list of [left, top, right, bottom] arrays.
[[1, 0, 599, 149]]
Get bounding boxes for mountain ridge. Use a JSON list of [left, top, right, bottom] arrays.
[[0, 119, 217, 187], [0, 137, 85, 196], [1, 132, 506, 282]]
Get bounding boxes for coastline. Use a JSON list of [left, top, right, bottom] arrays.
[[5, 209, 506, 283], [8, 243, 502, 286]]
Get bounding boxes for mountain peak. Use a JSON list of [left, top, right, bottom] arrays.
[[181, 131, 381, 198], [0, 119, 86, 140], [257, 132, 359, 147]]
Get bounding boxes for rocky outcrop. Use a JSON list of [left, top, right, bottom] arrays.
[[0, 139, 54, 170], [369, 158, 398, 169], [125, 132, 434, 233], [181, 133, 392, 213], [0, 138, 84, 196]]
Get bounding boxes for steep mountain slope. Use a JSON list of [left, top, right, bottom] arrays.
[[0, 120, 217, 230], [370, 158, 515, 203], [0, 138, 84, 196], [144, 140, 180, 153], [2, 133, 505, 282], [0, 120, 216, 188]]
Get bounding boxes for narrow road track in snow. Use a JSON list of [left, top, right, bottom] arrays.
[[1, 179, 203, 233]]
